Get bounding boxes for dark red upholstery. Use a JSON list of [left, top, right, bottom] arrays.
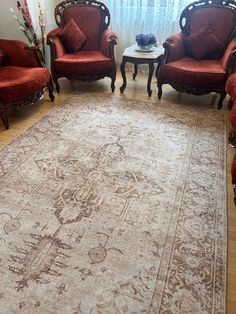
[[162, 58, 226, 87], [226, 74, 236, 192], [189, 7, 235, 48], [63, 6, 101, 51], [47, 0, 118, 92], [158, 0, 236, 109], [0, 49, 6, 64], [0, 39, 54, 130], [222, 38, 236, 71], [226, 73, 236, 102], [55, 51, 112, 75], [0, 39, 40, 67], [0, 66, 50, 103], [231, 154, 236, 186], [165, 33, 186, 63], [58, 17, 87, 53], [184, 24, 222, 59], [101, 29, 119, 58]]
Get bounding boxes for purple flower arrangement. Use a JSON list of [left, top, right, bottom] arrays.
[[135, 33, 157, 50]]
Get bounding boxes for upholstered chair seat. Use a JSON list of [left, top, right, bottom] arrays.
[[0, 67, 50, 103], [47, 0, 118, 93], [161, 58, 226, 87], [0, 39, 54, 130], [54, 51, 112, 75], [158, 0, 236, 109]]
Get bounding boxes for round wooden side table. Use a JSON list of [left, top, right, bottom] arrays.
[[120, 44, 164, 97]]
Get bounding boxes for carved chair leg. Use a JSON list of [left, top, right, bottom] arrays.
[[53, 76, 60, 93], [48, 79, 55, 102], [111, 79, 115, 92], [217, 91, 227, 110], [228, 98, 234, 110], [0, 107, 9, 130], [111, 69, 116, 92], [157, 83, 163, 99]]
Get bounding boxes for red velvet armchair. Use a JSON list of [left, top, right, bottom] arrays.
[[226, 73, 236, 204], [158, 0, 236, 109], [47, 0, 118, 93], [0, 39, 54, 129]]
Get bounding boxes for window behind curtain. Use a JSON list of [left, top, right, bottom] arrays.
[[104, 0, 192, 61]]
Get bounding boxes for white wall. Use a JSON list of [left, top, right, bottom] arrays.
[[0, 0, 57, 41], [0, 0, 25, 40]]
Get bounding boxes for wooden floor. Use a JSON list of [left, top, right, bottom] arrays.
[[0, 73, 235, 313]]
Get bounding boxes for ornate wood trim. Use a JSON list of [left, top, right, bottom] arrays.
[[55, 0, 110, 27], [158, 78, 227, 109], [54, 0, 110, 46], [0, 80, 54, 130], [180, 0, 236, 35]]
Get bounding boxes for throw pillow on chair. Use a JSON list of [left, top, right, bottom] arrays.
[[184, 24, 222, 59], [58, 17, 87, 53]]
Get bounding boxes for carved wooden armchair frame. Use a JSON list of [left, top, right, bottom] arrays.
[[0, 40, 54, 130], [157, 0, 236, 109], [47, 0, 118, 92]]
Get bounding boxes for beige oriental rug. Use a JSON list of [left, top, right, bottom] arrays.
[[0, 95, 227, 314]]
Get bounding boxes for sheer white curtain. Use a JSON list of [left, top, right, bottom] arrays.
[[104, 0, 192, 62]]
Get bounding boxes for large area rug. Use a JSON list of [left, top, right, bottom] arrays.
[[0, 94, 226, 314]]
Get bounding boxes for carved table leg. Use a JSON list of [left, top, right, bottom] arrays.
[[133, 64, 138, 80], [120, 58, 127, 93], [147, 62, 154, 97]]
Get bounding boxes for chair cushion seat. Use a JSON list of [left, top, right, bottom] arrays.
[[226, 73, 236, 102], [0, 66, 50, 103], [162, 58, 226, 87], [55, 51, 112, 75]]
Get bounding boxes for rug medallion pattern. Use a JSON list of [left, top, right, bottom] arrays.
[[0, 95, 226, 313]]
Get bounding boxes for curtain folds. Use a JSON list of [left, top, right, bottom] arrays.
[[104, 0, 192, 61]]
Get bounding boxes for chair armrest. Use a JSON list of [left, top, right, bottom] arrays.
[[101, 29, 119, 58], [222, 38, 236, 75], [163, 32, 186, 63], [0, 39, 41, 67], [47, 28, 66, 59]]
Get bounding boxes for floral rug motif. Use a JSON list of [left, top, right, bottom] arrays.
[[0, 95, 226, 313]]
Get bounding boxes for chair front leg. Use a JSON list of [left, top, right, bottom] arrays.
[[0, 105, 9, 130], [53, 75, 60, 93], [111, 66, 116, 92], [217, 91, 227, 110], [47, 78, 55, 101]]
